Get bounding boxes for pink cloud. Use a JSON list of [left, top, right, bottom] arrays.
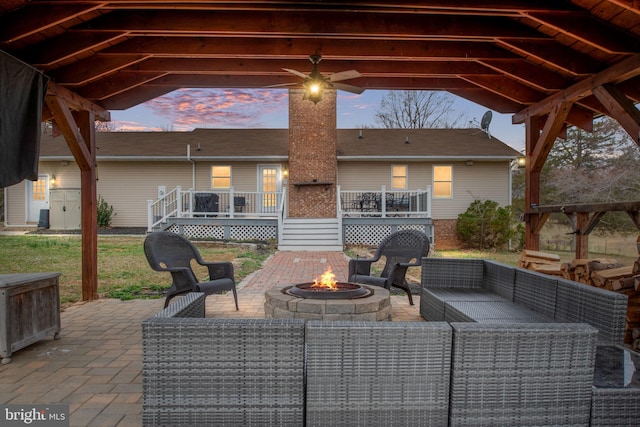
[[111, 121, 165, 132], [141, 88, 288, 129]]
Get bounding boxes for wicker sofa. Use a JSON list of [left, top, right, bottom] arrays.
[[421, 257, 640, 427], [142, 291, 619, 427], [142, 293, 453, 426], [420, 258, 628, 344]]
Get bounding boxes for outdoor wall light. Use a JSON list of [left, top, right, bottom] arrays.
[[50, 175, 56, 185], [517, 156, 526, 168]]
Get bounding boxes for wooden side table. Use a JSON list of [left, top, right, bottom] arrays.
[[0, 272, 61, 364]]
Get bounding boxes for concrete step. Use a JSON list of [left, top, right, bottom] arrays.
[[278, 218, 343, 251]]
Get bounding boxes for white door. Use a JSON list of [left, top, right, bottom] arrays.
[[26, 175, 50, 222], [258, 165, 281, 213]]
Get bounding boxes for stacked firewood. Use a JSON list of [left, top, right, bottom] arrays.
[[518, 249, 562, 276], [520, 242, 640, 351], [561, 258, 625, 286]]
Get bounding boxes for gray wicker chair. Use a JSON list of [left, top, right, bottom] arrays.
[[348, 229, 430, 305], [144, 231, 238, 309]]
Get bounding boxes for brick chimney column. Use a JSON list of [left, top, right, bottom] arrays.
[[287, 88, 337, 218]]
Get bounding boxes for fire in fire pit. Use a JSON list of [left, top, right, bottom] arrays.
[[285, 267, 372, 299]]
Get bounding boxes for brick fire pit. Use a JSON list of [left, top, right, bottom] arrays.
[[264, 285, 391, 321]]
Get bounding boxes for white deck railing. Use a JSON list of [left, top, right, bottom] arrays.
[[148, 185, 431, 231], [338, 185, 432, 218], [147, 186, 283, 231]]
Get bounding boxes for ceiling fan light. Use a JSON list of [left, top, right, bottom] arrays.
[[308, 82, 322, 94], [303, 77, 326, 103]]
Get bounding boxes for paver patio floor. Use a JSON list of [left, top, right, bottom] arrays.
[[0, 251, 423, 426]]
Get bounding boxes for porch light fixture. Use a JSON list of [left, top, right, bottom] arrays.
[[517, 156, 526, 168], [50, 175, 56, 185], [302, 54, 327, 104]]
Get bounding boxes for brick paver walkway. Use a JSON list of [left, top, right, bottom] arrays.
[[240, 251, 350, 293], [0, 251, 423, 426]]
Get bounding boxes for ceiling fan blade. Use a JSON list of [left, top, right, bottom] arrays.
[[282, 68, 310, 79], [264, 83, 299, 88], [332, 82, 365, 94], [328, 70, 361, 82]]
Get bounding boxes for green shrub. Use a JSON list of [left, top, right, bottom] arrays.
[[456, 200, 517, 250], [97, 195, 116, 228]]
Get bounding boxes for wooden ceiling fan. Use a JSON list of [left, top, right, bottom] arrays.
[[274, 54, 364, 103]]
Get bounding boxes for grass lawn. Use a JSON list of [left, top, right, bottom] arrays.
[[1, 232, 637, 307], [0, 235, 274, 307]]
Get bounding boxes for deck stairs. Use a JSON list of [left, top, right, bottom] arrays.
[[277, 218, 343, 251]]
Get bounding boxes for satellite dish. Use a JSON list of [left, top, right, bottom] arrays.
[[480, 110, 492, 139]]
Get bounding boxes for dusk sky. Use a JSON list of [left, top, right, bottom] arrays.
[[110, 89, 526, 152]]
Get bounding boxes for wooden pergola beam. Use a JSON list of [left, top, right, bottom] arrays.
[[46, 81, 110, 122], [531, 201, 640, 213], [44, 95, 92, 170], [592, 84, 640, 145], [530, 101, 573, 172], [530, 201, 640, 258], [513, 52, 640, 124]]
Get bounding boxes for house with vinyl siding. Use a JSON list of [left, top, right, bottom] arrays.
[[3, 127, 521, 249]]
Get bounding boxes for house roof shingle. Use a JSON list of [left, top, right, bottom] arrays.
[[39, 128, 521, 162]]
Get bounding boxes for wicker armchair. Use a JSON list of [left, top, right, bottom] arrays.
[[144, 231, 238, 309], [348, 229, 430, 305]]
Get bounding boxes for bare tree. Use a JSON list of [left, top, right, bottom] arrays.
[[374, 90, 468, 128], [95, 120, 116, 132]]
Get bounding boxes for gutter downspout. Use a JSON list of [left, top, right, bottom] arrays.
[[508, 159, 514, 251], [187, 144, 195, 190]]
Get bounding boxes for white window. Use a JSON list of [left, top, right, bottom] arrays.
[[433, 165, 452, 198], [211, 166, 231, 189], [391, 165, 407, 189]]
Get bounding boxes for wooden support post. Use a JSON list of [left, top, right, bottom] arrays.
[[78, 111, 99, 301], [44, 84, 108, 301], [575, 212, 589, 259], [523, 102, 574, 252], [524, 116, 541, 251], [45, 93, 100, 301]]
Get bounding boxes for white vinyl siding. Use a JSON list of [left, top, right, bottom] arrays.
[[338, 162, 429, 191], [430, 162, 512, 219], [6, 159, 511, 226], [98, 162, 193, 227], [5, 184, 26, 225]]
